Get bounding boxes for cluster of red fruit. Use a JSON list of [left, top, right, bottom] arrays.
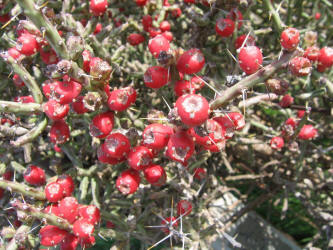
[[161, 199, 193, 234], [43, 175, 99, 248], [279, 27, 333, 74], [270, 115, 318, 150], [6, 164, 100, 249]]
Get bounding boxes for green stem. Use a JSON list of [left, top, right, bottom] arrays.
[[210, 50, 300, 110], [12, 200, 73, 231], [91, 177, 101, 209], [263, 0, 284, 33], [0, 180, 45, 200], [10, 117, 48, 147], [0, 101, 42, 114], [16, 0, 69, 59], [6, 56, 43, 104], [10, 161, 27, 173], [6, 225, 31, 250]]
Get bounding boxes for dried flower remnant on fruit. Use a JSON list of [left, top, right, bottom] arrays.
[[265, 78, 289, 95]]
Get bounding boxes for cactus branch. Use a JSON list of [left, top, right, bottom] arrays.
[[210, 50, 300, 110], [15, 0, 69, 59], [11, 199, 73, 231], [10, 117, 48, 147], [263, 0, 284, 33], [6, 56, 43, 104], [0, 179, 45, 200], [0, 100, 42, 114]]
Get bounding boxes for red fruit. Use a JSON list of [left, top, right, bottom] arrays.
[[8, 47, 22, 60], [190, 76, 205, 90], [188, 119, 225, 147], [0, 13, 10, 24], [279, 94, 294, 108], [78, 205, 101, 225], [97, 143, 125, 164], [23, 165, 45, 186], [0, 188, 4, 199], [107, 87, 137, 111], [39, 225, 69, 247], [116, 169, 141, 195], [282, 117, 297, 138], [235, 34, 255, 50], [297, 110, 305, 118], [58, 197, 79, 223], [0, 118, 14, 126], [79, 236, 95, 248], [172, 8, 182, 18], [45, 182, 65, 203], [128, 146, 154, 171], [215, 18, 235, 37], [184, 0, 195, 3], [166, 130, 194, 164], [289, 56, 312, 76], [318, 47, 333, 68], [298, 125, 318, 140], [161, 216, 178, 234], [49, 120, 70, 144], [161, 31, 173, 42], [270, 136, 284, 150], [226, 8, 243, 29], [104, 133, 131, 159], [227, 112, 245, 130], [14, 95, 35, 103], [90, 0, 108, 16], [144, 164, 167, 186], [127, 33, 145, 46], [93, 23, 102, 35], [16, 33, 38, 56], [135, 0, 148, 6], [175, 94, 209, 127], [42, 80, 57, 99], [56, 175, 75, 197], [315, 12, 321, 20], [148, 27, 162, 38], [148, 35, 170, 58], [13, 74, 25, 88], [72, 96, 89, 114], [142, 123, 174, 150], [44, 203, 61, 217], [317, 63, 327, 73], [280, 27, 300, 51], [176, 49, 205, 75], [159, 21, 171, 32], [82, 50, 92, 73], [213, 116, 235, 139], [40, 47, 59, 65], [193, 167, 207, 180], [60, 233, 79, 250], [142, 15, 153, 32], [43, 100, 69, 120], [163, 0, 170, 6], [304, 46, 320, 62], [238, 46, 263, 75], [3, 171, 13, 181], [89, 112, 114, 138], [53, 79, 82, 104], [285, 117, 297, 129], [177, 200, 192, 216], [144, 66, 170, 89], [174, 80, 196, 97], [106, 221, 115, 228], [73, 219, 95, 238]]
